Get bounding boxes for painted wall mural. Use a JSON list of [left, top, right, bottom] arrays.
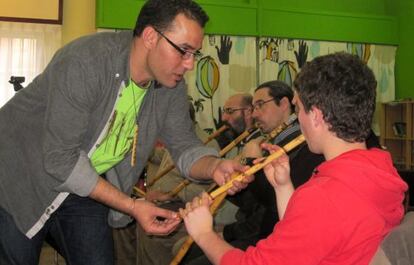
[[185, 35, 397, 134], [185, 35, 257, 133]]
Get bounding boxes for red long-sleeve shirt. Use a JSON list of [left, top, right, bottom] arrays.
[[221, 148, 407, 265]]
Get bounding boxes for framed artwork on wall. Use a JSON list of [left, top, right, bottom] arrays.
[[0, 0, 62, 24]]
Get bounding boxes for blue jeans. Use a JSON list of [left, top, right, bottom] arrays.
[[0, 194, 114, 265]]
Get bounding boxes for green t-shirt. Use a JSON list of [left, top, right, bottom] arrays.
[[90, 80, 147, 174]]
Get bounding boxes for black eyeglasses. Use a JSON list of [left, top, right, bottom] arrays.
[[221, 107, 248, 115], [154, 28, 203, 60], [252, 98, 274, 111]]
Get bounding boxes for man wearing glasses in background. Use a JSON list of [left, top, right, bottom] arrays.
[[238, 80, 325, 241], [0, 0, 251, 264], [219, 93, 258, 155]]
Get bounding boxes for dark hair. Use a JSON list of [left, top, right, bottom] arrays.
[[240, 93, 253, 108], [293, 52, 377, 142], [255, 80, 294, 113], [133, 0, 209, 37]]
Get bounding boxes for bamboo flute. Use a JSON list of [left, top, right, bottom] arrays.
[[203, 125, 228, 145], [148, 127, 256, 187], [218, 128, 255, 157], [161, 127, 260, 197], [146, 164, 176, 187], [167, 179, 191, 197], [132, 186, 146, 198], [262, 114, 297, 143], [210, 134, 305, 199]]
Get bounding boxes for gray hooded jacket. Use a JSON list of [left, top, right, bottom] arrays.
[[0, 30, 217, 238]]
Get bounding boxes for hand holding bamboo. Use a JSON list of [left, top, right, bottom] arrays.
[[148, 125, 230, 187], [170, 191, 228, 265], [170, 134, 305, 264]]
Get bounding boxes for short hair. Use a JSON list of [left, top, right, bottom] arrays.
[[255, 80, 294, 113], [293, 52, 377, 142], [240, 94, 253, 108], [133, 0, 209, 37]]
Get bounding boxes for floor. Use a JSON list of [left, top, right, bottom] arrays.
[[39, 244, 66, 265]]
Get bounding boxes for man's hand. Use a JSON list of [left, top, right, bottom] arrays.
[[180, 192, 213, 242], [212, 159, 253, 195], [241, 137, 263, 158], [131, 199, 181, 235], [261, 143, 291, 189]]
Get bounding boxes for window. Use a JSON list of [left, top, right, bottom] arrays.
[[0, 22, 61, 107]]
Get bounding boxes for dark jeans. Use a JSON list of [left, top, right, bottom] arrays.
[[0, 194, 114, 265]]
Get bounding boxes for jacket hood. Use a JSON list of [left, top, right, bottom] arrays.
[[316, 148, 407, 226]]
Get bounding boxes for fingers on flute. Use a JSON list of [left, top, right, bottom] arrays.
[[191, 194, 211, 208], [179, 194, 209, 219], [261, 143, 281, 153], [179, 208, 187, 219], [201, 192, 212, 204]]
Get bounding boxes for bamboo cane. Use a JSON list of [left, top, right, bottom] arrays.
[[263, 114, 297, 142], [203, 125, 228, 145], [159, 127, 260, 197], [132, 186, 146, 198], [167, 179, 191, 197], [170, 134, 306, 264], [131, 125, 139, 166], [146, 164, 176, 187], [210, 134, 305, 199], [218, 129, 251, 157], [170, 191, 228, 265], [148, 127, 258, 187]]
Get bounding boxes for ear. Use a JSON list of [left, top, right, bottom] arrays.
[[310, 106, 324, 128], [141, 26, 159, 49], [279, 97, 291, 112]]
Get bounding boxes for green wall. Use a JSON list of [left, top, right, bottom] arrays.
[[387, 0, 414, 100], [96, 0, 414, 99], [96, 0, 397, 43]]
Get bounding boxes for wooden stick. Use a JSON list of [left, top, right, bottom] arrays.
[[132, 186, 146, 198], [148, 128, 257, 187], [130, 125, 139, 166], [203, 125, 228, 145], [218, 129, 251, 157], [167, 179, 191, 197], [210, 134, 305, 199], [170, 134, 305, 264], [147, 164, 175, 187], [263, 114, 297, 143], [170, 191, 228, 265]]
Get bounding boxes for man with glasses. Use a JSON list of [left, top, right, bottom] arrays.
[[221, 93, 254, 135], [240, 80, 325, 237], [0, 1, 251, 264], [219, 93, 258, 155]]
